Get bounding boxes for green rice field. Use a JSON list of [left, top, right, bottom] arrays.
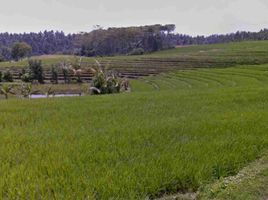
[[1, 42, 268, 199]]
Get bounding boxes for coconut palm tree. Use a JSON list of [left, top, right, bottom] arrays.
[[20, 83, 39, 98], [45, 86, 55, 98], [0, 84, 15, 99]]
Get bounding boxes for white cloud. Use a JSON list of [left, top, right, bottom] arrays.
[[0, 0, 267, 35]]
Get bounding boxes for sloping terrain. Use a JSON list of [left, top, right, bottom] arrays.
[[1, 42, 268, 199]]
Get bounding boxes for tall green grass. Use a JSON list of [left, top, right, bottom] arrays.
[[1, 64, 268, 199]]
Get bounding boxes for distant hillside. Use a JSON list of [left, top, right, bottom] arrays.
[[1, 26, 268, 61], [174, 29, 268, 45]]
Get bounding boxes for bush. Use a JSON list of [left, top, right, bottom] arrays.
[[90, 60, 130, 95], [21, 72, 32, 82], [51, 65, 59, 84], [129, 48, 145, 56], [11, 42, 32, 61], [0, 71, 2, 82], [2, 70, 13, 82], [28, 60, 44, 83], [62, 65, 71, 84]]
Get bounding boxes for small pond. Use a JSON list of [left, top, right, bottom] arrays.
[[30, 93, 83, 99]]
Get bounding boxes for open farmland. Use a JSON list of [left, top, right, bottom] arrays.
[[1, 41, 268, 199], [1, 41, 268, 82], [1, 43, 268, 199]]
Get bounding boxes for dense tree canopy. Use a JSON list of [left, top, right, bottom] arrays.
[[11, 42, 32, 61], [76, 24, 176, 56], [1, 26, 268, 61], [0, 31, 75, 60], [174, 29, 268, 45]]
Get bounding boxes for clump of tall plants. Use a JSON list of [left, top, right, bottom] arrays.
[[20, 83, 39, 98], [28, 60, 44, 84], [0, 84, 15, 99], [2, 70, 13, 82], [60, 61, 72, 84], [21, 60, 44, 83], [51, 65, 59, 84], [59, 57, 84, 84], [20, 68, 32, 82], [90, 60, 130, 95]]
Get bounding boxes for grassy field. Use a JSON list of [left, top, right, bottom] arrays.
[[1, 41, 268, 199], [1, 41, 268, 70], [1, 61, 268, 199]]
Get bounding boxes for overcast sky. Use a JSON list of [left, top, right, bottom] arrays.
[[0, 0, 267, 36]]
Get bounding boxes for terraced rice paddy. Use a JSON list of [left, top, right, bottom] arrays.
[[132, 64, 268, 92], [1, 41, 268, 199], [1, 41, 268, 82], [0, 62, 268, 199]]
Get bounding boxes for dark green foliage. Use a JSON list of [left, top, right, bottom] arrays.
[[0, 47, 11, 61], [21, 72, 32, 83], [51, 65, 59, 84], [0, 55, 5, 62], [2, 70, 13, 82], [11, 42, 32, 61], [28, 60, 44, 84], [20, 68, 32, 83], [77, 24, 176, 56], [0, 71, 2, 82], [129, 48, 145, 55]]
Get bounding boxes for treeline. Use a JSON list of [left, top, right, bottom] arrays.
[[1, 25, 268, 61], [76, 24, 176, 56], [0, 31, 75, 60], [0, 25, 176, 60], [174, 29, 268, 45]]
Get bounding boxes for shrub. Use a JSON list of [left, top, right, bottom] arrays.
[[0, 84, 15, 99], [71, 57, 83, 83], [90, 60, 130, 95], [2, 70, 13, 82], [21, 72, 32, 82], [51, 65, 59, 84], [72, 68, 83, 83], [129, 48, 145, 56], [60, 61, 72, 84], [0, 71, 2, 82], [28, 60, 44, 84], [11, 42, 32, 61], [20, 68, 32, 83]]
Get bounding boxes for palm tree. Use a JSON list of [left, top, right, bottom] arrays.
[[20, 84, 39, 98], [45, 86, 55, 98], [0, 84, 15, 99], [89, 59, 130, 94]]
